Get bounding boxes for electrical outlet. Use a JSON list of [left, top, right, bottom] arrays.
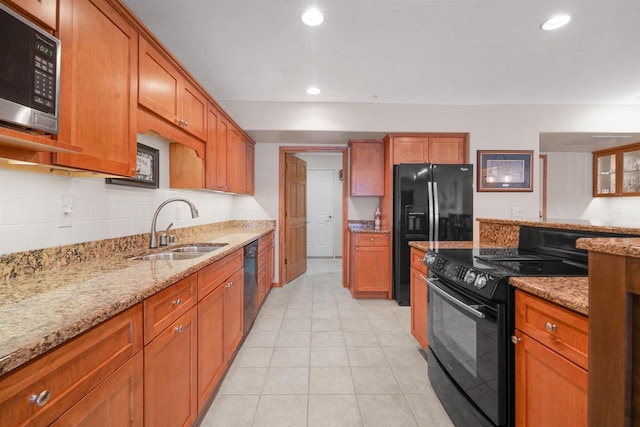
[[511, 207, 525, 218], [59, 212, 72, 228]]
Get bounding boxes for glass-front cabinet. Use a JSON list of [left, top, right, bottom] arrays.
[[593, 143, 640, 197]]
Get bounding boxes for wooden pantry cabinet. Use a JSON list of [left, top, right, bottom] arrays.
[[349, 139, 384, 196], [512, 290, 588, 427], [0, 304, 143, 426], [409, 247, 428, 349], [348, 231, 391, 298], [53, 0, 138, 176], [593, 141, 640, 197]]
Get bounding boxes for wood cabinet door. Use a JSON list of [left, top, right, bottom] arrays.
[[393, 137, 427, 164], [350, 141, 384, 196], [427, 137, 466, 164], [197, 283, 226, 412], [226, 126, 242, 193], [52, 352, 143, 427], [54, 0, 137, 176], [180, 80, 207, 141], [224, 268, 244, 358], [144, 307, 198, 427], [10, 0, 57, 29], [205, 105, 228, 191], [138, 37, 180, 126], [514, 333, 588, 427], [246, 140, 255, 195], [410, 266, 428, 349], [354, 245, 390, 292]]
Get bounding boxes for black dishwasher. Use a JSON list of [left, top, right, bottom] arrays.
[[243, 240, 259, 334]]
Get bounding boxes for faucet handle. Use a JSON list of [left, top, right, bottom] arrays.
[[160, 222, 174, 247]]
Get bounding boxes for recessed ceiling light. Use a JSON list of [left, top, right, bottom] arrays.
[[306, 86, 321, 95], [540, 14, 571, 30], [302, 8, 324, 26]]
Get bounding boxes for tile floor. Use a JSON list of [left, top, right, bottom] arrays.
[[200, 258, 454, 427]]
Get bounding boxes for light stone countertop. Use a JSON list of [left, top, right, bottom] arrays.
[[477, 217, 640, 236], [409, 240, 589, 316], [0, 226, 274, 376]]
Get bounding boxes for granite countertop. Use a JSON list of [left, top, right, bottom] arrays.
[[477, 217, 640, 236], [348, 224, 391, 234], [576, 237, 640, 259], [0, 225, 274, 377], [408, 240, 589, 316]]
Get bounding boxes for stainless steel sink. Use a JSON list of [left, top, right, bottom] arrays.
[[127, 243, 227, 261], [170, 244, 227, 253], [128, 252, 206, 261]]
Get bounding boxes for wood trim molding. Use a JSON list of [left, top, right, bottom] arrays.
[[277, 146, 348, 287]]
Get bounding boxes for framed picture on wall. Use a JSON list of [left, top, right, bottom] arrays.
[[106, 143, 159, 189], [477, 150, 533, 192]]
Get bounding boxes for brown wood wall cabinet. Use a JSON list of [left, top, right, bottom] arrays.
[[593, 141, 640, 197], [409, 247, 428, 348], [348, 231, 391, 298], [512, 290, 588, 426], [349, 139, 384, 196], [0, 0, 254, 194], [389, 135, 467, 165]]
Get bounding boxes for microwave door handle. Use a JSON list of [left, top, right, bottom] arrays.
[[427, 279, 486, 319]]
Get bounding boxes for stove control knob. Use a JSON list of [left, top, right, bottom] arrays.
[[464, 270, 476, 285], [475, 275, 488, 289], [424, 254, 436, 265]]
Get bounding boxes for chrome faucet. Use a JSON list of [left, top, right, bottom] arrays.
[[149, 198, 199, 248]]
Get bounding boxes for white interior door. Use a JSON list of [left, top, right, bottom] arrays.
[[307, 169, 334, 257]]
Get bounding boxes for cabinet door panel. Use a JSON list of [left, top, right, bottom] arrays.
[[197, 284, 226, 412], [393, 137, 427, 164], [515, 333, 587, 427], [224, 269, 244, 358], [10, 0, 57, 29], [181, 81, 207, 140], [138, 37, 180, 125], [246, 140, 255, 195], [52, 352, 143, 427], [350, 141, 384, 196], [55, 0, 137, 176], [428, 137, 466, 164], [354, 246, 390, 292], [410, 266, 428, 349], [144, 307, 198, 427]]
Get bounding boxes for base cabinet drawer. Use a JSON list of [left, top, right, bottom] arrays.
[[0, 305, 143, 427]]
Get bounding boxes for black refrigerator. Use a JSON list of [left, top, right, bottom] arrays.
[[393, 163, 474, 305]]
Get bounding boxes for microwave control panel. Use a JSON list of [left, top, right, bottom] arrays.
[[32, 33, 57, 114]]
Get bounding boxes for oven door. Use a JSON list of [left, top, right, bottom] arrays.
[[427, 274, 507, 426]]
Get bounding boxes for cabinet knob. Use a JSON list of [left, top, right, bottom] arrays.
[[544, 322, 557, 332], [226, 282, 233, 288], [172, 298, 182, 306], [175, 325, 184, 334], [29, 390, 51, 407], [183, 121, 189, 127], [370, 238, 375, 242], [511, 335, 521, 344]]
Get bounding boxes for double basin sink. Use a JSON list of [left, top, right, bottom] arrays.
[[128, 243, 227, 261]]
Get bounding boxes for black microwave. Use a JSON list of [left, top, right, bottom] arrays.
[[0, 2, 60, 134]]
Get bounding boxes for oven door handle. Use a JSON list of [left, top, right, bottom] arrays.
[[427, 279, 486, 319]]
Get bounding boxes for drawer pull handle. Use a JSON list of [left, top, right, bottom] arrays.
[[172, 299, 182, 306], [29, 390, 51, 407], [544, 322, 557, 332], [175, 325, 184, 333], [370, 238, 375, 241], [511, 336, 522, 344], [226, 282, 233, 288]]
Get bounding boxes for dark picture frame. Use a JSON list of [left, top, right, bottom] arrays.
[[106, 143, 159, 189], [477, 150, 533, 192]]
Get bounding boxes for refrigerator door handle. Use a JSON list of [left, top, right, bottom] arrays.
[[427, 181, 434, 241], [433, 181, 439, 241]]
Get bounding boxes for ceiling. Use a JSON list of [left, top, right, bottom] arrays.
[[122, 0, 640, 150]]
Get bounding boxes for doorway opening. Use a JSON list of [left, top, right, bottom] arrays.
[[278, 146, 348, 287]]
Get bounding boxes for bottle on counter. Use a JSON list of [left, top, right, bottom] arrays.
[[374, 207, 381, 230]]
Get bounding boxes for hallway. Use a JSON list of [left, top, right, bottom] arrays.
[[200, 258, 453, 427]]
